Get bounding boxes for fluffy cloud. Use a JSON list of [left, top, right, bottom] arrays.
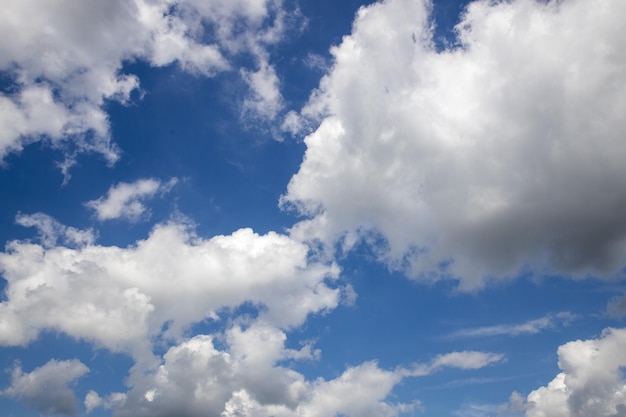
[[0, 0, 292, 172], [85, 178, 177, 222], [92, 326, 497, 417], [111, 325, 315, 417], [0, 216, 340, 364], [526, 327, 626, 417], [1, 359, 89, 416], [282, 0, 626, 289]]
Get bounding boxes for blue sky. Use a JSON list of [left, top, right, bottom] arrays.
[[1, 0, 626, 416]]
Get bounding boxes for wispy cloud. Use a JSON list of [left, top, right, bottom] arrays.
[[445, 312, 575, 339], [403, 351, 505, 377]]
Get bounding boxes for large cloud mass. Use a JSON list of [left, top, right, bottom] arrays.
[[282, 0, 626, 289]]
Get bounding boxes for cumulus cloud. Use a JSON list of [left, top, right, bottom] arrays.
[[85, 177, 177, 222], [0, 216, 340, 364], [0, 0, 293, 172], [114, 340, 411, 417], [448, 312, 574, 339], [526, 327, 626, 417], [1, 359, 89, 416], [95, 328, 496, 417], [281, 0, 626, 289]]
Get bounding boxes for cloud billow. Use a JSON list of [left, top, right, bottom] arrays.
[[282, 0, 626, 289]]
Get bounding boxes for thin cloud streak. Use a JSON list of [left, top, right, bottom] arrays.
[[445, 313, 575, 339]]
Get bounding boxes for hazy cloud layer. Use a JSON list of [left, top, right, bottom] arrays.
[[283, 0, 626, 289]]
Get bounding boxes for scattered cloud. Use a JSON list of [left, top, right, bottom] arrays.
[[1, 1, 625, 416], [0, 0, 295, 173], [85, 177, 177, 222], [447, 312, 575, 339], [1, 359, 89, 417], [282, 0, 626, 290], [526, 327, 626, 417]]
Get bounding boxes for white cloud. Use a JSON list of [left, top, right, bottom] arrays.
[[1, 359, 89, 417], [0, 217, 340, 365], [15, 212, 96, 248], [109, 332, 413, 417], [113, 325, 313, 417], [108, 330, 495, 417], [242, 57, 284, 121], [85, 177, 177, 222], [526, 327, 626, 417], [0, 0, 293, 171], [282, 0, 626, 289], [448, 312, 574, 339], [408, 351, 505, 377]]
